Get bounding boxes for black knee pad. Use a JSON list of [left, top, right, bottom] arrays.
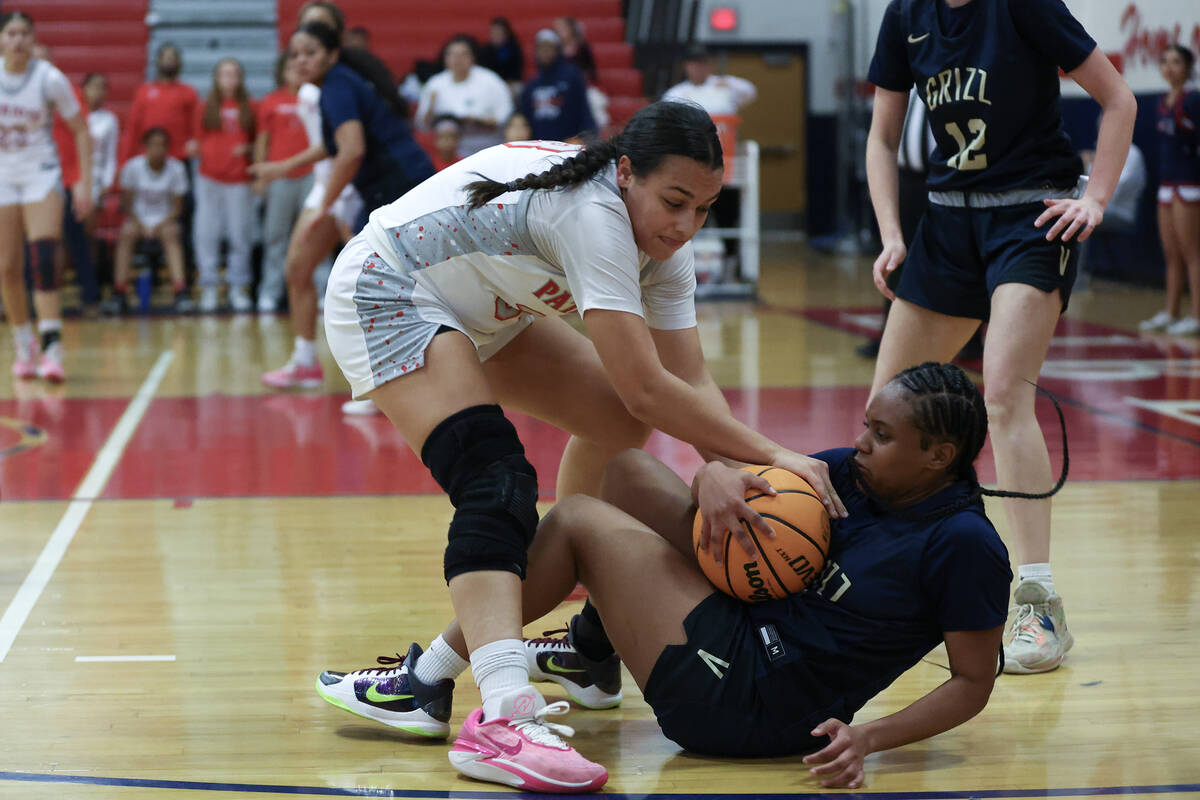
[[30, 239, 61, 291], [421, 404, 540, 582]]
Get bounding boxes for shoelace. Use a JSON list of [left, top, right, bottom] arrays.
[[528, 627, 571, 650], [510, 700, 574, 749], [349, 653, 406, 676], [1008, 603, 1042, 645]]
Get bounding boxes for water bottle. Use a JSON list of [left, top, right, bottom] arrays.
[[136, 269, 153, 312]]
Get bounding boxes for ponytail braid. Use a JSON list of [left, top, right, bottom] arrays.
[[852, 362, 1069, 523], [465, 138, 621, 210]]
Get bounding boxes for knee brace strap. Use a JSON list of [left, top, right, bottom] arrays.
[[30, 239, 62, 291], [422, 404, 540, 582]]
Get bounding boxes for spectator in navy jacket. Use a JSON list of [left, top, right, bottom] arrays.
[[518, 29, 596, 143]]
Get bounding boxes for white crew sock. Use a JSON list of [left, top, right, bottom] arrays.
[[470, 638, 530, 720], [13, 322, 35, 350], [37, 318, 62, 335], [1018, 562, 1055, 596], [414, 633, 469, 685], [293, 336, 316, 366]]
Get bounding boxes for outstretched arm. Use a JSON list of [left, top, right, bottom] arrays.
[[248, 142, 328, 184], [803, 626, 1001, 788], [585, 309, 845, 519]]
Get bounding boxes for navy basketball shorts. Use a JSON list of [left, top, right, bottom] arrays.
[[642, 592, 832, 758], [896, 201, 1079, 321]]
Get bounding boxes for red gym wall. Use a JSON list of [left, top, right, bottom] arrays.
[[31, 0, 150, 126]]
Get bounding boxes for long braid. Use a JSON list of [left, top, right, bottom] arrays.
[[465, 138, 621, 210], [852, 362, 1069, 522]]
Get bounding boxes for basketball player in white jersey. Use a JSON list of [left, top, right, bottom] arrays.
[[313, 101, 847, 792], [1, 11, 92, 382]]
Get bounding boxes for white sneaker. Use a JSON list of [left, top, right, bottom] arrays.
[[230, 287, 254, 313], [198, 287, 220, 313], [1139, 310, 1177, 332], [342, 398, 380, 416], [1003, 579, 1074, 674], [1165, 316, 1200, 336], [257, 296, 279, 314]]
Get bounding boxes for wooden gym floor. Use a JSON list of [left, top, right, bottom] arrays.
[[1, 244, 1198, 799]]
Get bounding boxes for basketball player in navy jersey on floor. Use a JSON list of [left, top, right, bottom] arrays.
[[864, 0, 1136, 674], [319, 362, 1068, 789]]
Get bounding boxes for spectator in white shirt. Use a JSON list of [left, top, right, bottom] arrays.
[[83, 72, 118, 204], [416, 35, 512, 156], [662, 45, 756, 117], [102, 127, 192, 314]]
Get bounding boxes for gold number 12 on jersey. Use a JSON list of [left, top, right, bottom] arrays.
[[945, 119, 988, 171]]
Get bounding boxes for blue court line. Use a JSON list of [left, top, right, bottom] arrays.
[[3, 772, 1200, 798]]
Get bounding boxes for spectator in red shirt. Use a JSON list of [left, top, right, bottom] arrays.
[[430, 114, 463, 171], [193, 57, 256, 313], [120, 44, 198, 164], [254, 52, 313, 312]]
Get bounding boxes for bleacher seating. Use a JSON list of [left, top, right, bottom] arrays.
[[22, 0, 647, 137], [28, 0, 149, 125], [276, 0, 646, 126]]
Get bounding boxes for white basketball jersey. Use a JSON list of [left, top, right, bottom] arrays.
[[0, 59, 79, 171], [362, 141, 697, 339]]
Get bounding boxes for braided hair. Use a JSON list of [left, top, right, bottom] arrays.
[[848, 362, 1069, 522], [464, 100, 722, 210]]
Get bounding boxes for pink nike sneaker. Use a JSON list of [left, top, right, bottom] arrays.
[[37, 342, 65, 383], [448, 686, 607, 793], [261, 360, 323, 389], [12, 338, 38, 380]]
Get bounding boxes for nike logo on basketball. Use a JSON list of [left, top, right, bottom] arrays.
[[365, 684, 413, 703], [907, 32, 930, 43]]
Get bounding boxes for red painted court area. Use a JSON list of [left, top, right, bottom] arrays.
[[0, 397, 127, 502], [1, 310, 1197, 502]]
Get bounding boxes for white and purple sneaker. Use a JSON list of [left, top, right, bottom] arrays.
[[315, 643, 453, 737]]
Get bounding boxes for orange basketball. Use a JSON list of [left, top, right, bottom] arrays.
[[692, 466, 831, 603]]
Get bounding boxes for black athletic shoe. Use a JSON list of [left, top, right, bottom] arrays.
[[526, 621, 622, 709], [173, 290, 196, 314], [100, 291, 128, 316], [315, 642, 453, 737]]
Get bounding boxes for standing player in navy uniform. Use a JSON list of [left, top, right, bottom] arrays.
[[1141, 44, 1200, 336], [319, 362, 1060, 789], [863, 0, 1135, 674]]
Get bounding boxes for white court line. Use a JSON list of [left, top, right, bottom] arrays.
[[0, 350, 174, 663], [75, 655, 175, 663]]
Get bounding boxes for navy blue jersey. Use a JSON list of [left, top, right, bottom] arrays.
[[519, 58, 597, 143], [319, 63, 434, 200], [1157, 89, 1200, 185], [868, 0, 1095, 192], [747, 448, 1010, 724]]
